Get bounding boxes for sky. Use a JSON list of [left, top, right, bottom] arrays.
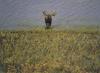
[[0, 0, 100, 29]]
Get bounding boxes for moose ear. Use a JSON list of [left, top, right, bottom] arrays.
[[42, 11, 45, 15], [43, 10, 47, 15]]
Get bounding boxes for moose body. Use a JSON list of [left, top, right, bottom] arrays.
[[45, 15, 52, 28], [43, 11, 56, 29]]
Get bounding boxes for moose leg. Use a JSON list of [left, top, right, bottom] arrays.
[[49, 18, 52, 28], [46, 21, 52, 29], [45, 21, 51, 29], [45, 17, 52, 29], [46, 23, 50, 29]]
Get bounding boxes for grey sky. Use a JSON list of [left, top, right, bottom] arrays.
[[0, 0, 100, 29]]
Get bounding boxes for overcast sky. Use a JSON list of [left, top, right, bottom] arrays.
[[0, 0, 100, 29]]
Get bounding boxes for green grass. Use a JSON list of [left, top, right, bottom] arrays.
[[0, 28, 100, 73]]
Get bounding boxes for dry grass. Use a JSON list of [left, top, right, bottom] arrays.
[[0, 29, 100, 73]]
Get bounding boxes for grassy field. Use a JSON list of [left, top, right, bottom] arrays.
[[0, 28, 100, 73]]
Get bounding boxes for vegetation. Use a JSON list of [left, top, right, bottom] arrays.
[[0, 28, 100, 73]]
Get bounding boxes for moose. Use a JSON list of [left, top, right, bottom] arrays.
[[43, 10, 56, 29]]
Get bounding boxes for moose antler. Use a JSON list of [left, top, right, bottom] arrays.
[[51, 11, 56, 16], [43, 10, 56, 16], [43, 10, 47, 16]]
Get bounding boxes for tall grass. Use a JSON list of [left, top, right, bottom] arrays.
[[0, 29, 100, 73]]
